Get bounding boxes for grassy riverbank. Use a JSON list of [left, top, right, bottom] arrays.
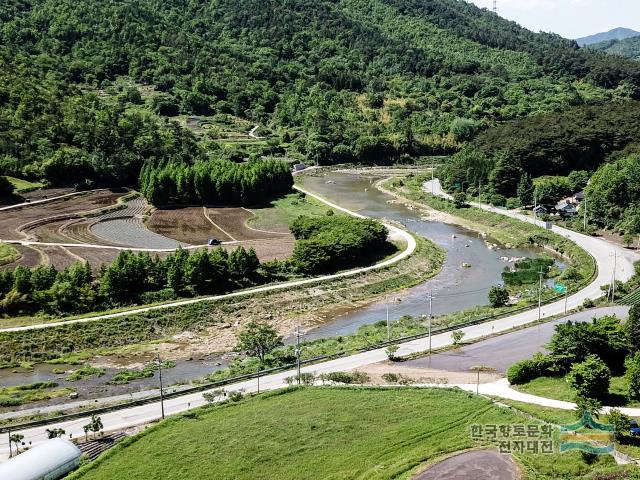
[[68, 387, 627, 480], [385, 174, 596, 288]]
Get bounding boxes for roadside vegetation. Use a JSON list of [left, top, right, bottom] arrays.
[[508, 306, 640, 452], [67, 387, 628, 480]]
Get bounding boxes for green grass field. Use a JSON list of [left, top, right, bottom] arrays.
[[0, 243, 19, 265], [247, 192, 335, 233], [515, 375, 640, 408], [6, 176, 43, 192], [70, 387, 627, 480]]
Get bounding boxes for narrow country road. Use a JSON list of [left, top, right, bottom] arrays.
[[1, 176, 638, 460]]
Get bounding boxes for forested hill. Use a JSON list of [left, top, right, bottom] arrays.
[[590, 36, 640, 61], [2, 0, 640, 188]]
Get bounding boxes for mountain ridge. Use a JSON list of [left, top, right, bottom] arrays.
[[576, 27, 640, 46]]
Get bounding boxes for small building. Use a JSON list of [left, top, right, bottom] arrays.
[[0, 438, 82, 480], [573, 191, 585, 203], [293, 163, 306, 172], [555, 200, 578, 217], [532, 205, 547, 216]]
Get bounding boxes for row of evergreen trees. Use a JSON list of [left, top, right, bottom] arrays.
[[0, 247, 261, 316], [139, 159, 293, 206]]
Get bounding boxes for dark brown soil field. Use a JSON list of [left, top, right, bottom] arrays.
[[147, 207, 231, 244], [223, 238, 295, 261], [0, 190, 124, 241], [206, 207, 284, 241], [0, 244, 42, 270], [39, 245, 83, 270]]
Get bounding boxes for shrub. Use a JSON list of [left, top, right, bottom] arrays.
[[451, 330, 465, 345], [488, 286, 509, 308], [608, 408, 632, 442], [320, 371, 370, 385], [567, 355, 611, 400], [202, 389, 225, 404], [284, 372, 316, 385], [625, 352, 640, 400], [506, 353, 555, 385], [228, 390, 244, 402], [385, 345, 400, 361]]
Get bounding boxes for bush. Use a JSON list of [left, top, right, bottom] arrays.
[[567, 355, 611, 400], [320, 371, 370, 385], [506, 353, 555, 385], [451, 330, 465, 345], [385, 345, 400, 361], [625, 352, 640, 400], [284, 372, 316, 385], [488, 286, 509, 308]]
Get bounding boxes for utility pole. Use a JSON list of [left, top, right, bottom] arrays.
[[431, 158, 435, 194], [533, 194, 537, 225], [295, 326, 302, 385], [428, 292, 433, 355], [583, 197, 588, 231], [612, 251, 618, 302], [478, 180, 482, 204], [257, 362, 260, 394], [564, 287, 569, 314], [156, 353, 165, 420], [493, 0, 497, 14], [538, 268, 544, 322], [386, 295, 391, 342]]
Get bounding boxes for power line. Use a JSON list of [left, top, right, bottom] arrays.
[[493, 0, 497, 14]]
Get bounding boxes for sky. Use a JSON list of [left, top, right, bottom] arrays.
[[468, 0, 640, 39]]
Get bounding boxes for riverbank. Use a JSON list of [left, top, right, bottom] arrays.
[[380, 174, 596, 287]]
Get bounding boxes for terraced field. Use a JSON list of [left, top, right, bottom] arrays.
[[147, 207, 231, 244], [206, 207, 290, 241], [0, 190, 124, 241], [91, 197, 190, 249]]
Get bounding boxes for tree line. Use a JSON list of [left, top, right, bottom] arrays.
[[139, 159, 293, 206], [0, 247, 261, 316]]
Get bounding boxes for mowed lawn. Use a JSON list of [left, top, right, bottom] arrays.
[[71, 387, 625, 480]]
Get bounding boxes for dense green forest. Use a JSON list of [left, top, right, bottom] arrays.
[[139, 159, 292, 205], [2, 0, 640, 189], [590, 36, 640, 61], [436, 99, 640, 237]]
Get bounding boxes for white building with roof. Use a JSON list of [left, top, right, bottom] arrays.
[[0, 438, 82, 480]]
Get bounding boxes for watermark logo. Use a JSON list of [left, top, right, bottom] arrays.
[[470, 423, 555, 454], [559, 412, 615, 455]]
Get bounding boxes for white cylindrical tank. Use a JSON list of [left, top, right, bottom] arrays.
[[0, 438, 82, 480]]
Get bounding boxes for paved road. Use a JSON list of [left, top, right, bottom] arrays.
[[1, 178, 637, 460], [404, 306, 629, 373], [413, 449, 518, 480], [0, 185, 416, 333]]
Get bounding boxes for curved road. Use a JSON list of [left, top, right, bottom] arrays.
[[1, 178, 638, 460], [0, 185, 416, 333]]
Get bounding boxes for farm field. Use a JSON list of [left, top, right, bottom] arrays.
[[247, 193, 333, 234], [69, 387, 626, 480], [147, 206, 232, 244], [0, 190, 125, 241]]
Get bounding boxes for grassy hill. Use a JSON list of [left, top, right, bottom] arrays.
[[68, 387, 626, 480], [2, 0, 640, 188]]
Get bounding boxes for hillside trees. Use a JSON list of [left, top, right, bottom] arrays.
[[585, 155, 640, 234], [139, 159, 293, 206]]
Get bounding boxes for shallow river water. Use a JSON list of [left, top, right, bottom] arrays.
[[298, 172, 545, 339]]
